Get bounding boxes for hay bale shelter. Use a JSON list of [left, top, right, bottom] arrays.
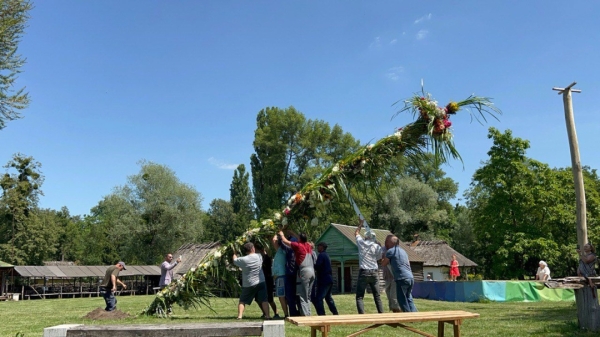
[[171, 242, 221, 279], [316, 224, 426, 294], [405, 240, 478, 281]]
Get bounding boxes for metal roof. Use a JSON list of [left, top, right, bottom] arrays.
[[14, 265, 161, 278], [326, 224, 427, 263]]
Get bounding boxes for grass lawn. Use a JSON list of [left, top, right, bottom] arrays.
[[0, 294, 597, 337]]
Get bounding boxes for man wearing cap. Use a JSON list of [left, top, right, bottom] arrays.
[[355, 218, 384, 314], [100, 261, 127, 311]]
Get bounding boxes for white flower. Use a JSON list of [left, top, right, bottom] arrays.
[[311, 217, 319, 226], [273, 212, 282, 221], [394, 130, 402, 138], [214, 251, 222, 259], [332, 164, 339, 173], [367, 144, 374, 150], [287, 196, 295, 205], [190, 267, 196, 272]]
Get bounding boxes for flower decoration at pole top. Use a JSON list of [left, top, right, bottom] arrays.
[[142, 86, 501, 316]]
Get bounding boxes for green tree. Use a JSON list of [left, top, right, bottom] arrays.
[[203, 198, 240, 243], [53, 207, 84, 263], [0, 153, 43, 264], [230, 164, 254, 232], [0, 0, 32, 129], [465, 128, 600, 279], [250, 106, 360, 219], [371, 176, 447, 241], [88, 161, 204, 265]]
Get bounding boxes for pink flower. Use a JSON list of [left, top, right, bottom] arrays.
[[443, 119, 452, 128], [283, 207, 291, 216]]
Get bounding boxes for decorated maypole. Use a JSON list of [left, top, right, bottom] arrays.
[[142, 86, 501, 316]]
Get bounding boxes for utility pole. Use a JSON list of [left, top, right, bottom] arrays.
[[552, 82, 587, 248]]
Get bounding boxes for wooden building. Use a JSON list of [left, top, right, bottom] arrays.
[[405, 240, 478, 281], [316, 224, 426, 294], [171, 242, 221, 279]]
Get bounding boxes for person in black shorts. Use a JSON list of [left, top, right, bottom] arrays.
[[233, 242, 270, 319], [259, 245, 280, 319]]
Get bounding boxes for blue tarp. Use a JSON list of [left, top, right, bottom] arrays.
[[412, 280, 574, 302]]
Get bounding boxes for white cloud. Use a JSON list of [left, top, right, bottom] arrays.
[[416, 29, 429, 40], [385, 66, 404, 81], [208, 157, 238, 170], [414, 13, 432, 24], [369, 36, 382, 49], [389, 39, 397, 45]]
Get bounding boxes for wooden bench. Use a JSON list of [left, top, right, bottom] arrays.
[[286, 310, 479, 337]]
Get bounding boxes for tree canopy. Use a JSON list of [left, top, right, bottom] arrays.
[[0, 0, 32, 130], [250, 106, 360, 219]]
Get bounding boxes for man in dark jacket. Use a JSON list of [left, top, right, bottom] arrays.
[[313, 242, 338, 315]]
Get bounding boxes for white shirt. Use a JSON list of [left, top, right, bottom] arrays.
[[356, 235, 382, 270], [536, 266, 551, 280]]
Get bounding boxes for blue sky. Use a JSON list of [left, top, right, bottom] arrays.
[[1, 1, 599, 216]]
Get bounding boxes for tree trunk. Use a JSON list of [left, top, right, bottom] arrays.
[[575, 285, 600, 331]]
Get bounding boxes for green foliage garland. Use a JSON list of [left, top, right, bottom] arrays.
[[142, 87, 501, 316]]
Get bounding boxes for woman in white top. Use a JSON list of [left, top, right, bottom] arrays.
[[535, 261, 551, 281]]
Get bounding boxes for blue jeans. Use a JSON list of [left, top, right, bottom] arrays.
[[356, 269, 384, 314], [284, 273, 299, 316], [102, 288, 116, 311], [313, 283, 338, 316], [395, 278, 417, 312]]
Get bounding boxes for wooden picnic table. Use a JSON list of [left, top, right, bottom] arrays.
[[286, 310, 480, 337]]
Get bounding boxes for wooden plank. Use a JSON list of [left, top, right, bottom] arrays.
[[66, 322, 263, 337]]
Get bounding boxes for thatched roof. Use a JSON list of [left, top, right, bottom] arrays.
[[172, 242, 220, 278], [405, 240, 478, 267], [328, 224, 426, 263], [0, 260, 13, 268]]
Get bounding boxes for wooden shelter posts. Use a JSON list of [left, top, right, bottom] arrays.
[[0, 260, 14, 300]]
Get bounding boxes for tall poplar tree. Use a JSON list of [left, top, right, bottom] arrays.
[[0, 0, 32, 129], [250, 106, 360, 219], [230, 164, 253, 232]]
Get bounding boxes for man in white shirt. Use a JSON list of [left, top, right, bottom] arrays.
[[354, 218, 384, 314]]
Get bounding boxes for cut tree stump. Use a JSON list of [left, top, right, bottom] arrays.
[[575, 285, 600, 332]]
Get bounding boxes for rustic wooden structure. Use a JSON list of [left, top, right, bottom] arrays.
[[287, 311, 479, 337], [546, 277, 600, 331], [171, 242, 220, 280], [316, 224, 426, 294], [10, 265, 161, 299], [405, 240, 477, 281], [44, 321, 285, 337], [0, 260, 14, 299]]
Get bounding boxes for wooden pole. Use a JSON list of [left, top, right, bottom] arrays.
[[552, 82, 587, 248]]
